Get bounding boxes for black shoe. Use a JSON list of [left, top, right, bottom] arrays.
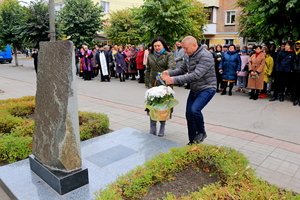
[[269, 97, 277, 101], [221, 90, 226, 95], [158, 132, 164, 137], [293, 100, 299, 106], [253, 95, 258, 100], [279, 96, 284, 102], [193, 133, 207, 143], [249, 95, 253, 99], [187, 141, 194, 145], [228, 91, 232, 96]]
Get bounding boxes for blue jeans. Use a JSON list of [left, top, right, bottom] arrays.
[[186, 89, 216, 142]]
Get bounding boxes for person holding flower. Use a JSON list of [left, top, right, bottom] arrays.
[[162, 36, 216, 144], [145, 36, 176, 137]]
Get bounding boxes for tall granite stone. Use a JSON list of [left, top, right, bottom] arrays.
[[30, 41, 88, 195]]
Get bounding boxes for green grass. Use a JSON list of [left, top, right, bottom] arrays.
[[95, 145, 300, 200]]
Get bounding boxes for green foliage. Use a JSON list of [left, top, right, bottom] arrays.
[[58, 0, 104, 47], [96, 145, 299, 200], [11, 120, 35, 137], [79, 112, 110, 140], [0, 134, 32, 163], [5, 101, 35, 117], [0, 0, 26, 65], [0, 97, 110, 163], [139, 0, 207, 45], [21, 0, 50, 48], [105, 8, 144, 45], [237, 0, 300, 43], [0, 115, 23, 133]]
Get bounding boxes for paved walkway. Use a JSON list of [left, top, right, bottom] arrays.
[[1, 56, 300, 193]]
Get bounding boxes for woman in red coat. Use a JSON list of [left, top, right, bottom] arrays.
[[136, 45, 145, 83]]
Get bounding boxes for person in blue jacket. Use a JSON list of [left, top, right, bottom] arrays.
[[219, 44, 241, 96], [269, 41, 296, 102]]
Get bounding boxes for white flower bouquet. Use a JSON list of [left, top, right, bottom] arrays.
[[145, 85, 178, 121]]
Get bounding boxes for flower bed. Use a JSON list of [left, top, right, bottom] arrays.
[[95, 145, 299, 200], [0, 96, 110, 163]]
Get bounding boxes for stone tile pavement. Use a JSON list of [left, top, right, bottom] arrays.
[[79, 94, 300, 193], [1, 58, 300, 194]]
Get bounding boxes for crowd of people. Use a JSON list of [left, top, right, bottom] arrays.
[[76, 39, 300, 107], [75, 37, 300, 143], [210, 41, 300, 106]]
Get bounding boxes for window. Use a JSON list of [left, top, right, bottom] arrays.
[[100, 1, 110, 14], [201, 39, 210, 47], [225, 39, 234, 45], [225, 11, 236, 25], [205, 7, 213, 23]]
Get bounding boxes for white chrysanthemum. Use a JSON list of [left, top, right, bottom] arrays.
[[145, 85, 175, 99]]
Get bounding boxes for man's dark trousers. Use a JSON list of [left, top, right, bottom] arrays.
[[186, 88, 216, 143]]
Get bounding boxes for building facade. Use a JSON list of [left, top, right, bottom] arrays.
[[200, 0, 243, 46], [55, 0, 143, 14], [99, 0, 143, 16]]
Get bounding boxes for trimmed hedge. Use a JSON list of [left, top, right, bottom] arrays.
[[0, 96, 110, 163], [96, 145, 300, 200]]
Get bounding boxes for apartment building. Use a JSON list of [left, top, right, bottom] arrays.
[[54, 0, 143, 14], [200, 0, 243, 46], [100, 0, 143, 16]]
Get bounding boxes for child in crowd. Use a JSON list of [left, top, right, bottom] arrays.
[[236, 49, 249, 93]]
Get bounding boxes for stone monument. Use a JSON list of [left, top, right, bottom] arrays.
[[29, 40, 88, 195]]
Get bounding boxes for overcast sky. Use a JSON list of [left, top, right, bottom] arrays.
[[19, 0, 38, 6]]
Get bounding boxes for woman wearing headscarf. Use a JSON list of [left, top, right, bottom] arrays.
[[145, 36, 175, 137]]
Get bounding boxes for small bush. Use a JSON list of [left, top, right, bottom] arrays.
[[0, 115, 24, 133], [79, 112, 110, 140], [0, 134, 32, 163], [0, 97, 110, 163], [6, 101, 35, 117], [11, 120, 35, 137]]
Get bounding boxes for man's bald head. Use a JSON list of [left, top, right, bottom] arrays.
[[182, 36, 198, 45], [181, 36, 199, 56]]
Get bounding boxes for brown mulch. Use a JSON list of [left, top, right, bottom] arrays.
[[141, 164, 219, 200]]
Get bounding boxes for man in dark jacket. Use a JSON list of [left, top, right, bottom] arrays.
[[292, 41, 300, 106], [162, 36, 216, 144], [270, 41, 296, 102], [32, 49, 38, 73]]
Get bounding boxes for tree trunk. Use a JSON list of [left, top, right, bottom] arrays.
[[13, 48, 19, 66]]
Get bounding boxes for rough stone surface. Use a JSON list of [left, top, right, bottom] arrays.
[[33, 41, 81, 172]]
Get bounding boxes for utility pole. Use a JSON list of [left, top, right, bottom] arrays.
[[49, 0, 56, 41]]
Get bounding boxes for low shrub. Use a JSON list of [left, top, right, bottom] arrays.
[[79, 112, 110, 140], [0, 115, 24, 133], [0, 134, 32, 163], [6, 101, 35, 117], [96, 145, 299, 200], [11, 120, 35, 137], [0, 97, 110, 163]]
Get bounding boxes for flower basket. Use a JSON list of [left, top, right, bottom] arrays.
[[149, 108, 171, 121], [145, 85, 178, 121]]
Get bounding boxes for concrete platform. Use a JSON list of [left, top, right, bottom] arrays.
[[0, 128, 180, 200]]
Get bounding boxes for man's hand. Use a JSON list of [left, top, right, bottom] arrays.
[[165, 76, 174, 85], [161, 70, 169, 80]]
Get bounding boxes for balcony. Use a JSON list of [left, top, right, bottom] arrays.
[[203, 24, 217, 35]]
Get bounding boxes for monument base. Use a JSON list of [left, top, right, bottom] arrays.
[[29, 155, 89, 195]]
